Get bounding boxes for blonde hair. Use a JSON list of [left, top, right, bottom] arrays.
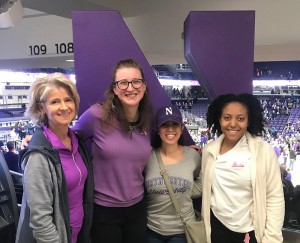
[[25, 73, 80, 126]]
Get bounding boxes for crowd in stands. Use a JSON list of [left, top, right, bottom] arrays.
[[151, 62, 300, 83], [0, 120, 35, 149], [0, 121, 36, 175], [0, 120, 36, 188], [4, 141, 20, 173], [260, 97, 291, 121], [172, 87, 186, 98], [171, 86, 207, 99], [254, 61, 300, 80]]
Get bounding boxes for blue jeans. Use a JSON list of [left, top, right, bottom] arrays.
[[147, 228, 187, 243], [289, 159, 295, 170]]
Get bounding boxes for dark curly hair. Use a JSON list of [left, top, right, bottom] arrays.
[[206, 93, 264, 136]]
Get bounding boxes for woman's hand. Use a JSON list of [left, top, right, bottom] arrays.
[[21, 135, 33, 149], [189, 144, 202, 155]]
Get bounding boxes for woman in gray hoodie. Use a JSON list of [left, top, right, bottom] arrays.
[[15, 73, 93, 243]]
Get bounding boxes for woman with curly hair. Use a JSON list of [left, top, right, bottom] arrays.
[[201, 93, 284, 243]]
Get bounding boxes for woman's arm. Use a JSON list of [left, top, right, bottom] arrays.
[[72, 107, 95, 139], [72, 107, 96, 155], [191, 173, 202, 198], [191, 149, 202, 198], [23, 153, 59, 242], [262, 145, 284, 243]]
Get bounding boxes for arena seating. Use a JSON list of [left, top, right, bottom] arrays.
[[267, 115, 289, 134]]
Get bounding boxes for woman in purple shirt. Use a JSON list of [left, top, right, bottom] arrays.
[[16, 73, 93, 243], [73, 59, 153, 243]]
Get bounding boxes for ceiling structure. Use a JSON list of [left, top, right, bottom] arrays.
[[1, 0, 300, 69]]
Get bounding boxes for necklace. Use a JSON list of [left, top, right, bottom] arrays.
[[128, 121, 139, 138], [129, 121, 138, 127]]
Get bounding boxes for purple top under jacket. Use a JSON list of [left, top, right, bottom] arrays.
[[43, 126, 88, 243]]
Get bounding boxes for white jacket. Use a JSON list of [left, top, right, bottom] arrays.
[[201, 132, 284, 243]]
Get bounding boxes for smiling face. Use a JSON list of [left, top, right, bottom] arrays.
[[220, 101, 249, 147], [41, 86, 76, 131], [113, 67, 146, 109], [158, 121, 184, 146]]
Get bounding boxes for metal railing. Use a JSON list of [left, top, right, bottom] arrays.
[[9, 170, 23, 209]]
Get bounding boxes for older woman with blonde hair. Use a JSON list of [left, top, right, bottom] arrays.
[[16, 73, 93, 243]]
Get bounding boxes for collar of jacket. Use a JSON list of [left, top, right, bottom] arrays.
[[206, 132, 259, 161], [24, 127, 60, 166]]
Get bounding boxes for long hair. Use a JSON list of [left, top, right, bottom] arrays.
[[101, 59, 153, 132], [206, 93, 264, 136]]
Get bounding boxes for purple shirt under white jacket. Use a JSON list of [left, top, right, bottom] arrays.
[[73, 104, 152, 207], [43, 126, 88, 243]]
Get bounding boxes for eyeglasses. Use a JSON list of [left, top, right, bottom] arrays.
[[114, 79, 144, 90]]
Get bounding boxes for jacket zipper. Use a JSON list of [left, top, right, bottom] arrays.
[[72, 153, 82, 186]]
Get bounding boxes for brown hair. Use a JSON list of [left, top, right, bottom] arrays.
[[101, 59, 153, 132]]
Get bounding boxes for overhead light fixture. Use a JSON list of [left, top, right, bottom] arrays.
[[65, 59, 74, 62], [0, 0, 23, 29]]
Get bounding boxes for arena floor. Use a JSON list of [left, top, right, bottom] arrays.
[[282, 156, 300, 243], [283, 228, 300, 243]]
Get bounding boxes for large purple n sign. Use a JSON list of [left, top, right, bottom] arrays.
[[72, 10, 255, 145]]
